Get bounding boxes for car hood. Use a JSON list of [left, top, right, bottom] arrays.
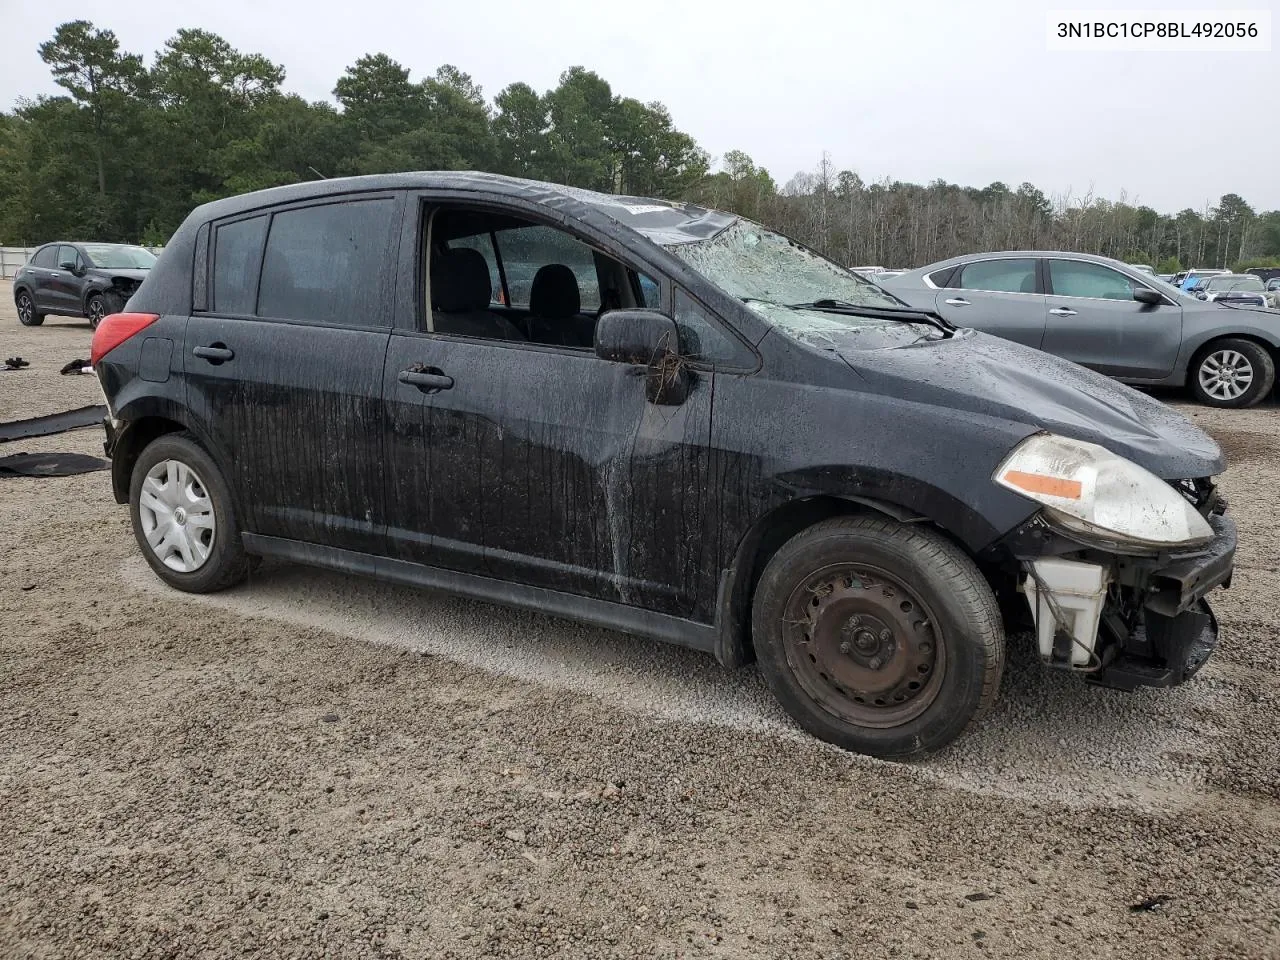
[[91, 267, 150, 282], [834, 328, 1224, 479]]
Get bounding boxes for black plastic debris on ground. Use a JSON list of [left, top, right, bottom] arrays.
[[3, 357, 30, 370], [0, 405, 106, 443], [1130, 895, 1171, 912], [0, 451, 109, 478], [60, 358, 93, 375]]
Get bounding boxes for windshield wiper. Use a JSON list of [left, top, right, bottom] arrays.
[[788, 300, 956, 337]]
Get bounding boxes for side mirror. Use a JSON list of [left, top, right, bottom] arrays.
[[1197, 292, 1208, 301], [58, 258, 77, 272], [594, 308, 690, 405], [1133, 287, 1164, 305]]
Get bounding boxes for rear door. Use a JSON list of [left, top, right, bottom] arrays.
[[930, 257, 1047, 348], [184, 193, 402, 553], [27, 245, 59, 310], [1040, 258, 1183, 379]]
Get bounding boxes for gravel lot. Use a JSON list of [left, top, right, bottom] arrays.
[[2, 279, 1278, 959]]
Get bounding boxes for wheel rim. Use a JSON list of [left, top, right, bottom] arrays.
[[1199, 349, 1254, 401], [17, 294, 32, 324], [782, 564, 946, 729], [139, 459, 216, 573], [88, 298, 105, 326]]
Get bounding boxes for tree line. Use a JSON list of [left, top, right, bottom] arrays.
[[2, 20, 1278, 275]]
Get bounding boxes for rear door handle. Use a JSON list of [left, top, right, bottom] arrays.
[[1049, 307, 1078, 317], [193, 344, 235, 363], [399, 367, 454, 393], [944, 297, 971, 306]]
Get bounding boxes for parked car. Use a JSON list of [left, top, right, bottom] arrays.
[[883, 252, 1280, 407], [93, 174, 1235, 759], [1196, 274, 1272, 309], [1246, 267, 1280, 285], [1179, 268, 1230, 293], [12, 242, 156, 329]]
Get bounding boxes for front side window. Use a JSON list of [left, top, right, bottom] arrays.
[[957, 258, 1038, 294], [1049, 260, 1136, 301], [57, 245, 82, 270], [494, 225, 602, 311], [212, 215, 268, 315], [674, 290, 754, 368], [258, 199, 396, 325]]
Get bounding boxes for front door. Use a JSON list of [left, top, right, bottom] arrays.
[[184, 194, 401, 553], [381, 198, 714, 618], [1040, 258, 1183, 380]]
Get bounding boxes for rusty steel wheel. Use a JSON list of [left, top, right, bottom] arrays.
[[752, 515, 1004, 759], [783, 564, 945, 728]]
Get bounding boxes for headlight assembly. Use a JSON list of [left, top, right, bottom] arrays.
[[995, 433, 1213, 550]]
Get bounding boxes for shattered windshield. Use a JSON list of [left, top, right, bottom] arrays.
[[664, 220, 937, 348], [82, 244, 156, 269], [668, 220, 901, 309]]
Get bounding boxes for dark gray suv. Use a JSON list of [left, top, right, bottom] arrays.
[[884, 252, 1280, 407], [13, 242, 156, 329]]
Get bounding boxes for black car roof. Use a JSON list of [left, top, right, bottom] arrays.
[[187, 171, 738, 247]]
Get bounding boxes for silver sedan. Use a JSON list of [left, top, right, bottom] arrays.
[[882, 251, 1280, 408]]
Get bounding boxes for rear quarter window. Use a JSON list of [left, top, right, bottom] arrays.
[[212, 216, 268, 315]]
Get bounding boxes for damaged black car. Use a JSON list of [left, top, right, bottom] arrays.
[[13, 242, 156, 329], [91, 173, 1235, 759]]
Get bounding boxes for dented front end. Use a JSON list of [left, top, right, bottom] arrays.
[[997, 478, 1234, 690]]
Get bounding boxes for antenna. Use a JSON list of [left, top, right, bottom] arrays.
[[307, 165, 329, 180]]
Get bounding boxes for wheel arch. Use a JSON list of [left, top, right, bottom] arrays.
[[713, 493, 975, 669], [110, 409, 242, 521]]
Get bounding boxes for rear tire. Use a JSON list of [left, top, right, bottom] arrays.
[[15, 290, 44, 326], [1190, 338, 1275, 408], [129, 432, 250, 593], [751, 515, 1004, 760]]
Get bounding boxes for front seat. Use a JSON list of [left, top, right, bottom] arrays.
[[431, 248, 524, 341], [527, 264, 583, 347]]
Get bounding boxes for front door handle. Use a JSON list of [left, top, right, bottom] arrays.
[[193, 343, 235, 363], [399, 367, 454, 393], [1049, 307, 1078, 317], [944, 297, 971, 306]]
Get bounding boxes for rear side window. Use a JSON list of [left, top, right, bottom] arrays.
[[213, 215, 268, 315], [927, 266, 958, 288], [30, 246, 56, 268], [958, 259, 1038, 294], [1048, 260, 1134, 301], [258, 199, 396, 325]]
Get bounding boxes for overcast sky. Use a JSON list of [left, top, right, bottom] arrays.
[[2, 0, 1276, 212]]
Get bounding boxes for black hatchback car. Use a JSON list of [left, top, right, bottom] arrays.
[[92, 173, 1236, 758], [13, 241, 156, 328]]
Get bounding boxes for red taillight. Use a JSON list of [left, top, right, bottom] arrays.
[[91, 312, 160, 367]]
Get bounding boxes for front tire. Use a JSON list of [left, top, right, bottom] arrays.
[[752, 515, 1004, 760], [15, 290, 45, 326], [86, 291, 123, 330], [1190, 338, 1276, 408], [129, 432, 250, 593]]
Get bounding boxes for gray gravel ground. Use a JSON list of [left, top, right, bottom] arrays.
[[2, 280, 1278, 958]]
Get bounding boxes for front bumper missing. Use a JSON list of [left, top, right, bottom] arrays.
[[1016, 513, 1235, 691]]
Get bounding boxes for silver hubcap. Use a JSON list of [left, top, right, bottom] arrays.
[[17, 296, 32, 323], [139, 459, 216, 573], [1199, 350, 1254, 401]]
